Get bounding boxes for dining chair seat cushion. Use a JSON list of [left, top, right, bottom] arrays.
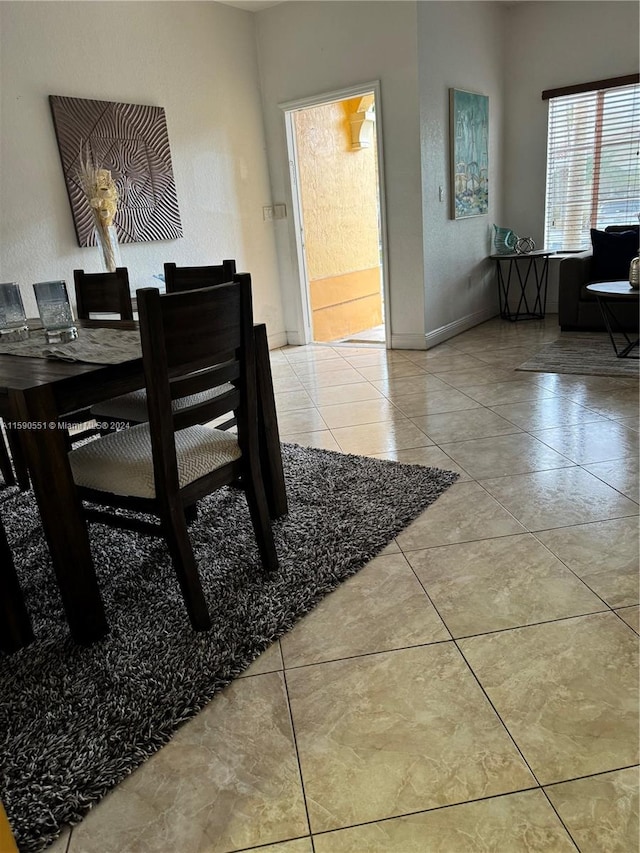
[[91, 384, 234, 422], [69, 422, 241, 499]]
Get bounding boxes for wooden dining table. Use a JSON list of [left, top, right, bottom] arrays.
[[0, 319, 287, 648]]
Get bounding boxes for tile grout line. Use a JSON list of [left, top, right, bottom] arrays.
[[529, 529, 638, 615], [281, 668, 317, 853], [276, 603, 626, 675], [402, 549, 595, 851], [272, 322, 638, 847], [403, 555, 548, 790]]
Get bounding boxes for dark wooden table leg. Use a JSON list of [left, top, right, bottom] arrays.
[[10, 387, 108, 644], [0, 513, 34, 653], [254, 324, 288, 518]]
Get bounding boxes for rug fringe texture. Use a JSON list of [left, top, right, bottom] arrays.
[[0, 443, 458, 852], [517, 332, 639, 378]]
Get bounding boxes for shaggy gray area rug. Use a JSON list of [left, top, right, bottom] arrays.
[[517, 332, 639, 378], [0, 443, 458, 853]]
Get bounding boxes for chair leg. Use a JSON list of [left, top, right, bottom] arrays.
[[0, 427, 16, 487], [184, 503, 198, 524], [243, 458, 279, 573], [161, 506, 211, 631], [6, 429, 29, 491]]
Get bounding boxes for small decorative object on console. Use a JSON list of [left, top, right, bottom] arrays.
[[629, 256, 639, 289], [515, 236, 536, 254], [33, 280, 78, 344], [493, 224, 518, 254], [0, 282, 29, 341]]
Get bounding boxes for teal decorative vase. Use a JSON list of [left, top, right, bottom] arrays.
[[493, 225, 518, 255]]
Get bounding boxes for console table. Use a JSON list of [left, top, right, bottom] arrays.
[[585, 281, 639, 358], [491, 250, 553, 321]]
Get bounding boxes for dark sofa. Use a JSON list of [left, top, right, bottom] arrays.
[[558, 225, 639, 331]]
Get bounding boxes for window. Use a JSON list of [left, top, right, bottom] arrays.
[[543, 77, 640, 251]]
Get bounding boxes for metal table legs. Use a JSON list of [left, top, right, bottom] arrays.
[[496, 255, 550, 321], [595, 296, 640, 359]]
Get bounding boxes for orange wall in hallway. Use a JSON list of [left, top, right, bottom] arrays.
[[295, 99, 382, 341]]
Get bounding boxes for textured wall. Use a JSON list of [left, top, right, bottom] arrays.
[[295, 99, 382, 340], [0, 1, 284, 340], [255, 1, 424, 347], [417, 1, 505, 338], [295, 100, 380, 278], [503, 1, 640, 248]]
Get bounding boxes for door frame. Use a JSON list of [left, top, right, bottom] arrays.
[[280, 80, 391, 348]]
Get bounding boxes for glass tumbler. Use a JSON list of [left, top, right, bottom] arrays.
[[0, 282, 29, 341], [33, 280, 78, 343]]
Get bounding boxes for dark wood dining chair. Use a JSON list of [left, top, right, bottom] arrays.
[[162, 262, 287, 517], [73, 267, 134, 320], [90, 263, 240, 427], [67, 269, 140, 435], [163, 259, 237, 294], [67, 277, 279, 631], [0, 510, 34, 653], [164, 260, 240, 431]]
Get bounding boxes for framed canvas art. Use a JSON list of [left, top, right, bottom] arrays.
[[49, 95, 183, 246], [449, 89, 489, 219]]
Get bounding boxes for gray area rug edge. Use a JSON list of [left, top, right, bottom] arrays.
[[517, 332, 639, 378], [1, 443, 458, 853]]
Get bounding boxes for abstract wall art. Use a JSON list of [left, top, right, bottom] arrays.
[[49, 95, 183, 246], [449, 89, 489, 219]]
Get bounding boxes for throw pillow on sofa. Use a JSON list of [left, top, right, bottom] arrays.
[[590, 228, 639, 280]]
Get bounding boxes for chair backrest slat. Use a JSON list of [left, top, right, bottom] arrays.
[[73, 268, 133, 320], [169, 362, 240, 401], [172, 390, 241, 433], [159, 285, 242, 371], [137, 275, 256, 499], [163, 259, 237, 294]]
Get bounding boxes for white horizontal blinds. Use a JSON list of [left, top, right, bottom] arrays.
[[597, 86, 640, 220], [544, 81, 640, 251]]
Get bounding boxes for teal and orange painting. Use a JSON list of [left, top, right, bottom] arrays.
[[450, 89, 489, 219]]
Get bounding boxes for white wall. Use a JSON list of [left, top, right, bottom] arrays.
[[255, 1, 426, 348], [417, 1, 505, 342], [504, 0, 639, 245], [3, 1, 635, 348], [0, 1, 285, 342], [502, 0, 639, 313]]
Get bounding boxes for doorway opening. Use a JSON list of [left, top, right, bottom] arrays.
[[282, 82, 389, 348]]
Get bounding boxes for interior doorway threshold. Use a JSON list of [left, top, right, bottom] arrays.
[[329, 324, 386, 345]]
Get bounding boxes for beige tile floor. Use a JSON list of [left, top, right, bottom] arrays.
[[49, 317, 638, 853]]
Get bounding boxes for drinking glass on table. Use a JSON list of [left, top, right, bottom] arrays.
[[0, 282, 29, 341], [33, 280, 78, 343]]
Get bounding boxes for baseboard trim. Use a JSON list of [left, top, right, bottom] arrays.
[[281, 306, 560, 352], [268, 330, 288, 350], [389, 333, 429, 350], [425, 306, 497, 349], [284, 330, 305, 347]]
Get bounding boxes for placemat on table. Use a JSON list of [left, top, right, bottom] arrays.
[[0, 327, 141, 364]]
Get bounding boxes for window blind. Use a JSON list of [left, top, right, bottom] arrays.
[[544, 81, 640, 251]]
